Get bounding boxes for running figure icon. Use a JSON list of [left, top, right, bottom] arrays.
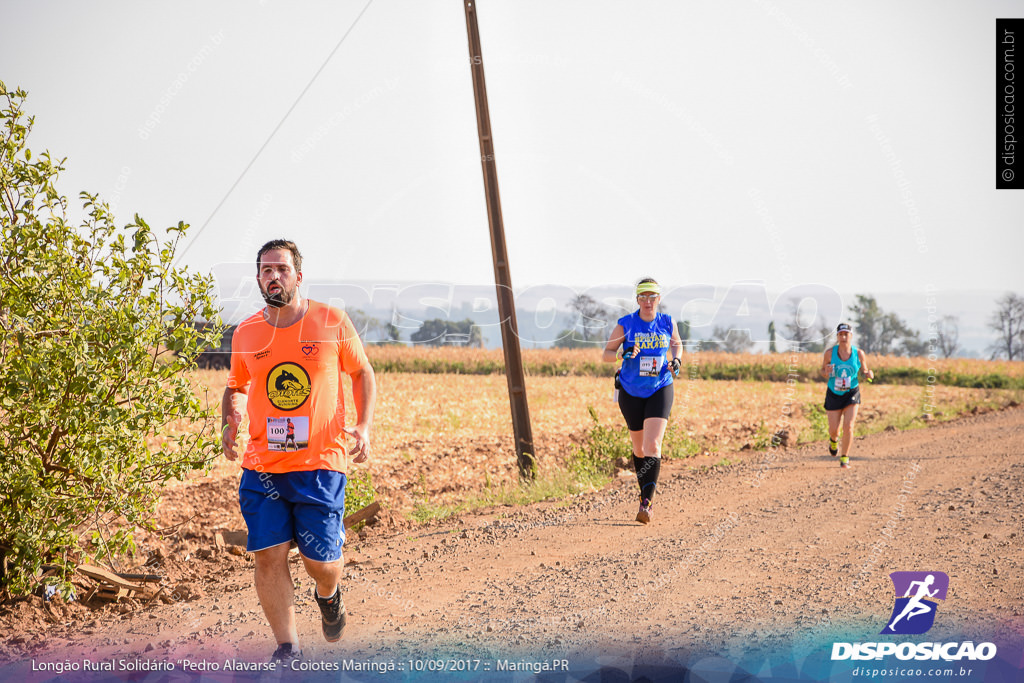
[[881, 570, 949, 635], [887, 574, 938, 631]]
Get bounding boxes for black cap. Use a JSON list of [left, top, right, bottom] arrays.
[[836, 323, 852, 333]]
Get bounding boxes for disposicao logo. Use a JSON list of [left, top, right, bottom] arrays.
[[831, 571, 997, 662], [881, 571, 948, 635]]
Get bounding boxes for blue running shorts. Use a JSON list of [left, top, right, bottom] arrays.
[[238, 469, 347, 562]]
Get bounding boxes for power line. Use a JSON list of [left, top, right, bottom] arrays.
[[175, 0, 376, 264]]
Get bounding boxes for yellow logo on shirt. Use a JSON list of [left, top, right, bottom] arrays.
[[633, 332, 669, 349], [266, 362, 311, 411]]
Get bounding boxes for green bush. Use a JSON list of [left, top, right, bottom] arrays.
[[344, 469, 377, 518], [751, 421, 773, 451], [804, 403, 830, 443], [662, 424, 702, 458], [568, 406, 632, 484], [0, 83, 224, 597]]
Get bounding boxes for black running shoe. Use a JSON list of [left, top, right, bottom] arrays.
[[314, 585, 346, 642], [828, 438, 838, 456], [270, 642, 302, 664]]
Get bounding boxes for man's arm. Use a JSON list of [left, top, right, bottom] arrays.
[[344, 360, 376, 463], [221, 386, 248, 461]]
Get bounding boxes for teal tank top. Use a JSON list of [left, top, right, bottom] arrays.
[[828, 345, 860, 395]]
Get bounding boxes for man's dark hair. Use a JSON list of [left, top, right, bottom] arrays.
[[256, 239, 303, 274], [638, 277, 658, 286]]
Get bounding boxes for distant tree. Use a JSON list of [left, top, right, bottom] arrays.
[[899, 330, 928, 357], [378, 306, 406, 346], [409, 318, 483, 347], [573, 294, 614, 342], [934, 315, 960, 358], [804, 324, 833, 354], [347, 308, 381, 341], [554, 294, 614, 347], [552, 332, 588, 349], [410, 319, 443, 346], [768, 321, 777, 353], [711, 325, 755, 354], [783, 297, 817, 350], [381, 321, 404, 345], [697, 336, 720, 352], [988, 292, 1024, 360], [848, 294, 918, 356], [678, 319, 690, 342], [848, 295, 885, 353]]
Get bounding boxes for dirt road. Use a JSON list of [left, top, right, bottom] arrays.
[[3, 407, 1023, 681]]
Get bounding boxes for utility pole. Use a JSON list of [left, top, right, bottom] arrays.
[[463, 0, 536, 479]]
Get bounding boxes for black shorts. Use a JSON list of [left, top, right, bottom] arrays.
[[618, 383, 674, 432], [824, 387, 861, 411]]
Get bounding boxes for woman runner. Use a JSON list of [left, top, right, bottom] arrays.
[[602, 278, 683, 523], [820, 322, 874, 469]]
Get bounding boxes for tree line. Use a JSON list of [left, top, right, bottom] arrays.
[[209, 291, 1023, 360], [545, 293, 1024, 359]]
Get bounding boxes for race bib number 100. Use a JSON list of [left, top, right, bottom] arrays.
[[267, 416, 309, 452]]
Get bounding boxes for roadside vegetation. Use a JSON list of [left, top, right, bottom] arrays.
[[365, 347, 1024, 390]]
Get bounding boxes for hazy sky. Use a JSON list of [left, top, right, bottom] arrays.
[[3, 1, 1022, 304]]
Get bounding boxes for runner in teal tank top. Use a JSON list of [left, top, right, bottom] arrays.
[[819, 323, 874, 468], [602, 278, 683, 524]]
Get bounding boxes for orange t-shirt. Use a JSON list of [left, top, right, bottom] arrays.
[[227, 300, 369, 474]]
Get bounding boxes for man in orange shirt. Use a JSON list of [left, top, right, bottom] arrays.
[[221, 239, 376, 662]]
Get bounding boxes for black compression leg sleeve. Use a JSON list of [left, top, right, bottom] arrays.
[[633, 456, 661, 502]]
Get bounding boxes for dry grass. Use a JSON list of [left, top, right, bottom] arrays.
[[363, 346, 1024, 383], [182, 365, 1020, 513]]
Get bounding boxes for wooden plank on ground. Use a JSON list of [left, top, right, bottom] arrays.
[[77, 564, 144, 592], [95, 587, 128, 601], [115, 572, 163, 583], [343, 501, 380, 529]]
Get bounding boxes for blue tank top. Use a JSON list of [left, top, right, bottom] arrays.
[[828, 344, 860, 395], [618, 311, 674, 399]]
